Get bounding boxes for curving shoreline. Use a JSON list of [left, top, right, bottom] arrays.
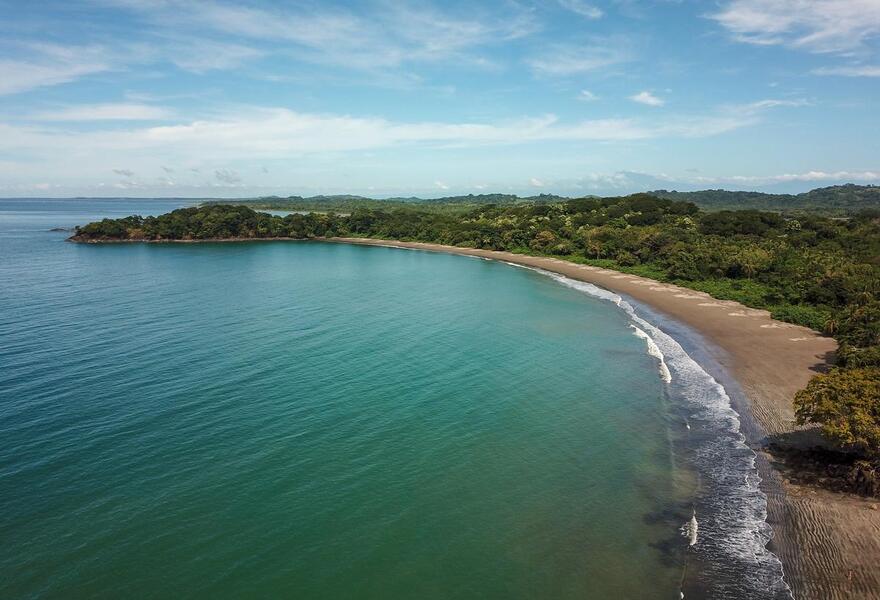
[[68, 232, 880, 597], [326, 237, 880, 600]]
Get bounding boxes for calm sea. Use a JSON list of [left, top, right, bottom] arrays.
[[0, 199, 789, 599]]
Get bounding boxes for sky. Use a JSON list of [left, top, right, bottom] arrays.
[[0, 0, 878, 198]]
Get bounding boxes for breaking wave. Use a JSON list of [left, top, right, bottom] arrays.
[[517, 266, 793, 599], [631, 325, 673, 384]]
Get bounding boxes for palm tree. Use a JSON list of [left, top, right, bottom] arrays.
[[823, 317, 839, 336], [854, 290, 874, 307]]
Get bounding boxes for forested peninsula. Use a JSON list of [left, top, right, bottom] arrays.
[[71, 195, 880, 490]]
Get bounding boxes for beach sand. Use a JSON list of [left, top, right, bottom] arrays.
[[331, 238, 880, 600]]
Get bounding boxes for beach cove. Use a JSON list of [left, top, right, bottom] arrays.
[[5, 194, 879, 598], [60, 220, 880, 596], [2, 201, 734, 599], [329, 237, 880, 600]]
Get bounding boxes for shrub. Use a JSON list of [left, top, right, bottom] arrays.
[[794, 368, 880, 461]]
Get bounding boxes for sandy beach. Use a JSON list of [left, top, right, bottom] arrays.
[[330, 237, 880, 600]]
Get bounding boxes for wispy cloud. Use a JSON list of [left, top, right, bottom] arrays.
[[31, 103, 173, 121], [0, 44, 114, 95], [0, 35, 264, 96], [710, 0, 880, 54], [560, 168, 880, 194], [109, 0, 537, 71], [730, 98, 810, 112], [812, 64, 880, 77], [166, 39, 264, 73], [629, 91, 664, 106], [559, 168, 880, 194], [527, 38, 632, 75], [690, 170, 880, 185], [558, 0, 603, 19], [578, 90, 599, 101], [0, 99, 796, 188]]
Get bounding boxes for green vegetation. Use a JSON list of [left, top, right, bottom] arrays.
[[202, 193, 568, 214], [651, 184, 880, 216], [206, 185, 880, 216], [794, 293, 880, 488], [73, 195, 880, 472], [73, 205, 341, 240], [795, 368, 880, 459]]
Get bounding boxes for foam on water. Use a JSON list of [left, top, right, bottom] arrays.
[[631, 326, 672, 384], [685, 511, 699, 546], [516, 266, 792, 599]]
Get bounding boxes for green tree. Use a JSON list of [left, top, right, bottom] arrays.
[[794, 368, 880, 460], [529, 230, 557, 252]]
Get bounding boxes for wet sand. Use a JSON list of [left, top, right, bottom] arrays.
[[330, 238, 880, 600]]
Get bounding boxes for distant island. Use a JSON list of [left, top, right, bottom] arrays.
[[201, 184, 880, 217]]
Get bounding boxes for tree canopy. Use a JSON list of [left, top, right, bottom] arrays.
[[795, 368, 880, 459]]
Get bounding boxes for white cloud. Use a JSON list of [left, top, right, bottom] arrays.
[[558, 169, 880, 194], [527, 39, 632, 75], [710, 0, 880, 54], [578, 90, 599, 101], [812, 65, 880, 77], [583, 169, 880, 190], [705, 170, 880, 184], [0, 44, 114, 95], [729, 98, 809, 113], [167, 40, 264, 72], [434, 180, 450, 190], [109, 0, 536, 70], [0, 35, 263, 97], [215, 168, 242, 184], [31, 103, 173, 121], [529, 177, 545, 187], [0, 100, 797, 187], [558, 0, 603, 19], [630, 91, 664, 106]]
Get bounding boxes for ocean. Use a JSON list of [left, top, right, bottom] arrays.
[[0, 199, 789, 598]]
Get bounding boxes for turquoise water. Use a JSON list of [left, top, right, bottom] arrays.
[[0, 200, 788, 599]]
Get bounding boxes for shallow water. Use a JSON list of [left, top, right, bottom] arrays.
[[0, 199, 785, 598]]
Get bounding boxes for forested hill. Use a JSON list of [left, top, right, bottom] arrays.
[[200, 185, 879, 215], [203, 193, 569, 213], [650, 184, 880, 215]]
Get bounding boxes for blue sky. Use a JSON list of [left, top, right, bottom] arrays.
[[0, 0, 878, 198]]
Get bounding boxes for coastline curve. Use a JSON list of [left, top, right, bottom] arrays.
[[324, 237, 879, 600]]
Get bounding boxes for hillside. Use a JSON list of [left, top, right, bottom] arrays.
[[650, 184, 880, 215], [204, 193, 569, 213], [201, 185, 879, 216]]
